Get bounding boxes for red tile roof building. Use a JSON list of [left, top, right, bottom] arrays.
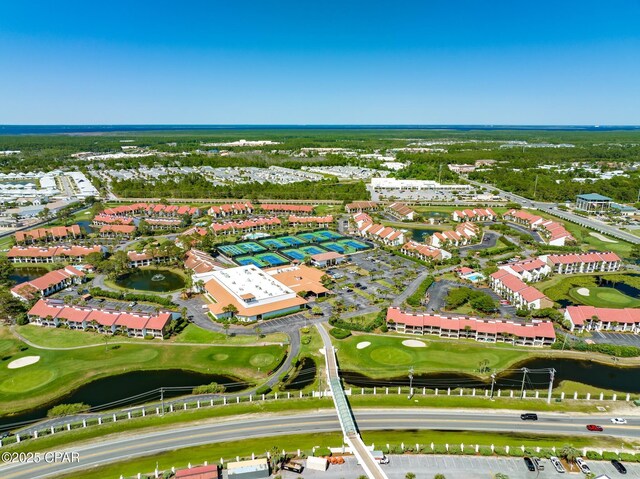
[[7, 245, 104, 264], [503, 209, 575, 246], [288, 215, 333, 226], [93, 214, 135, 226], [103, 203, 201, 218], [27, 299, 173, 338], [539, 252, 622, 275], [401, 241, 451, 262], [144, 218, 182, 230], [15, 225, 82, 244], [185, 249, 225, 274], [386, 202, 415, 221], [210, 217, 281, 235], [175, 464, 220, 479], [259, 203, 314, 214], [345, 201, 378, 213], [207, 202, 254, 217], [387, 307, 555, 346], [10, 266, 85, 301], [99, 224, 136, 237], [489, 269, 554, 310], [452, 208, 497, 222], [428, 222, 480, 248], [564, 305, 640, 334], [352, 213, 404, 246], [127, 250, 176, 268], [497, 258, 551, 283]]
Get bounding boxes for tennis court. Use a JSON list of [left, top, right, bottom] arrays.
[[254, 252, 289, 266], [235, 255, 268, 267], [218, 241, 266, 257], [279, 235, 307, 246], [316, 229, 343, 240], [259, 237, 289, 249], [339, 238, 370, 251], [282, 248, 306, 260], [300, 245, 327, 255]]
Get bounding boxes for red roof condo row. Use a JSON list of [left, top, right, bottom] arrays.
[[401, 241, 452, 262], [345, 201, 378, 213], [387, 307, 555, 346], [259, 203, 314, 214], [451, 208, 497, 222], [288, 215, 333, 225], [489, 269, 554, 310], [103, 203, 201, 218], [15, 225, 82, 244], [208, 202, 254, 217], [93, 214, 135, 226], [99, 224, 136, 237], [11, 266, 85, 301], [352, 213, 405, 246], [386, 202, 415, 221], [28, 299, 174, 339], [503, 209, 575, 246], [211, 217, 281, 235], [497, 258, 551, 282], [539, 252, 621, 275], [429, 222, 480, 248], [564, 305, 640, 334], [7, 245, 104, 263]]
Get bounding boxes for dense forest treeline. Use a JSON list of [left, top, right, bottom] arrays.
[[111, 175, 369, 200]]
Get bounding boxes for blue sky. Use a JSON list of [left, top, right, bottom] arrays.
[[1, 1, 639, 124]]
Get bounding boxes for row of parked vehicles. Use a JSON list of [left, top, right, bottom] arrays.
[[525, 455, 628, 475]]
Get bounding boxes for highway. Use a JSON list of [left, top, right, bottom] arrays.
[[2, 410, 640, 479]]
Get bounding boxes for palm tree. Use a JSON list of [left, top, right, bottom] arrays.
[[255, 327, 262, 339], [222, 323, 230, 337], [405, 473, 416, 479], [222, 304, 238, 317], [494, 474, 509, 479], [559, 444, 579, 469]]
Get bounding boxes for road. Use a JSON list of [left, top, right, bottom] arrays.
[[467, 179, 640, 245], [3, 410, 640, 479]]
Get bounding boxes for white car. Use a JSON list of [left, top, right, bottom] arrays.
[[611, 418, 628, 424], [550, 456, 566, 473], [576, 457, 590, 474]]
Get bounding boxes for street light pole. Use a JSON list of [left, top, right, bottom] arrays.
[[160, 387, 165, 416], [489, 374, 496, 400], [547, 368, 555, 404], [520, 368, 528, 399], [408, 366, 414, 399]]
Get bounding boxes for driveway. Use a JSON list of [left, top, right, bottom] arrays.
[[425, 279, 517, 317], [591, 330, 640, 347]]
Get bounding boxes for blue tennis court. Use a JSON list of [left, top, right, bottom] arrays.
[[300, 245, 326, 255], [259, 238, 288, 249], [235, 256, 267, 267], [255, 252, 289, 266], [339, 239, 369, 251], [316, 229, 343, 240], [322, 242, 346, 254], [282, 249, 306, 260], [280, 235, 306, 246]]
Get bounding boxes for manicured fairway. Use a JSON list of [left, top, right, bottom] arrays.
[[0, 328, 286, 415], [335, 334, 531, 378], [568, 286, 640, 308]]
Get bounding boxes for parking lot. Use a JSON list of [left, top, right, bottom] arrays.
[[277, 454, 640, 479], [55, 288, 162, 314], [591, 330, 640, 347]]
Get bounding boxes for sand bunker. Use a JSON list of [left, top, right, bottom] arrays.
[[356, 341, 371, 350], [589, 232, 618, 243], [402, 340, 426, 348], [576, 287, 590, 296], [7, 356, 41, 369]]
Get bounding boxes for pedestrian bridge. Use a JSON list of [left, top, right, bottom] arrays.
[[316, 325, 388, 479]]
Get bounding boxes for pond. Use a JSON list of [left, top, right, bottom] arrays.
[[9, 267, 49, 284], [115, 268, 185, 292], [282, 357, 317, 391], [75, 220, 94, 234], [0, 369, 248, 427], [403, 227, 443, 243], [341, 357, 640, 394]]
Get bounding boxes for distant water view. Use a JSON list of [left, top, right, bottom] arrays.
[[1, 125, 640, 135]]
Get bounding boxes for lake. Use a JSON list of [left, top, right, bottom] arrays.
[[341, 357, 640, 394], [402, 227, 443, 243], [9, 267, 49, 284], [115, 268, 185, 292], [0, 369, 247, 427]]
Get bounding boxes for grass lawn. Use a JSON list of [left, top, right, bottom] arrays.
[[0, 234, 15, 252], [57, 428, 623, 479], [0, 327, 286, 415], [335, 334, 530, 378], [568, 286, 640, 308], [16, 324, 288, 348], [381, 220, 451, 231]]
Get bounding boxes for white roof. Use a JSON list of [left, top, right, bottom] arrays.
[[210, 265, 295, 306]]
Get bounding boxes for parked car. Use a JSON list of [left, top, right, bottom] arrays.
[[533, 457, 544, 470], [524, 457, 536, 472], [586, 424, 603, 431], [550, 456, 565, 473], [611, 417, 628, 424], [611, 459, 627, 474], [576, 457, 590, 474], [520, 413, 538, 421]]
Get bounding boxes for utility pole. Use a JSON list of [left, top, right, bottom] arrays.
[[408, 366, 414, 399], [160, 387, 165, 416], [438, 163, 442, 184], [547, 368, 555, 404], [489, 374, 496, 400], [520, 368, 528, 399], [533, 175, 538, 200]]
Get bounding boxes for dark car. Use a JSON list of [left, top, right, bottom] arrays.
[[520, 413, 538, 421], [612, 459, 627, 474], [586, 424, 603, 432], [524, 457, 536, 471]]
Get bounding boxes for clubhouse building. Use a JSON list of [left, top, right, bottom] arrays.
[[386, 308, 555, 347], [204, 264, 328, 322]]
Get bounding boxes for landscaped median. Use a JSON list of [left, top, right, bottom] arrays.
[[55, 429, 640, 479]]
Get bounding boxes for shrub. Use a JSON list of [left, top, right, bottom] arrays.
[[602, 451, 619, 460], [47, 403, 90, 417], [406, 276, 434, 307], [255, 385, 272, 396], [329, 328, 351, 339], [192, 382, 226, 394]]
